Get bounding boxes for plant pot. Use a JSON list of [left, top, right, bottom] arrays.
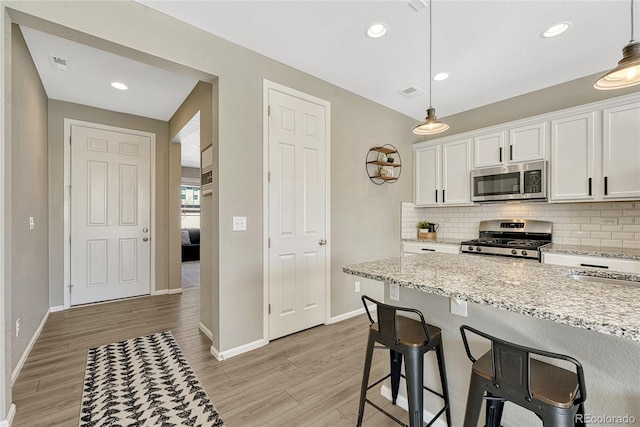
[[418, 230, 437, 241]]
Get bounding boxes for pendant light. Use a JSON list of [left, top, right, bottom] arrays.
[[595, 0, 640, 90], [413, 0, 449, 135]]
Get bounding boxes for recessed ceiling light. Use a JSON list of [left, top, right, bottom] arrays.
[[366, 22, 388, 39], [111, 82, 128, 91], [541, 22, 571, 38], [433, 72, 450, 81]]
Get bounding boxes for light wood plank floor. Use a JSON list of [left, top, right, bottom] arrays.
[[12, 288, 413, 426]]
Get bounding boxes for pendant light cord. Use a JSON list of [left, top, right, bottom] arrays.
[[632, 0, 636, 42], [428, 0, 433, 108]]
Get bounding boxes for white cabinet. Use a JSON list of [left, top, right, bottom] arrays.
[[542, 252, 640, 274], [414, 139, 472, 207], [474, 123, 547, 168], [473, 131, 505, 168], [602, 102, 640, 199], [550, 99, 640, 203], [402, 242, 460, 256], [550, 113, 595, 202]]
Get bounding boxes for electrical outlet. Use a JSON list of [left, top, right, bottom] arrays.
[[390, 283, 400, 301], [450, 298, 468, 317], [355, 281, 360, 293], [16, 318, 20, 337], [232, 216, 247, 231], [29, 217, 35, 231]]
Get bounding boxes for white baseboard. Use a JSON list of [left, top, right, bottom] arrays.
[[168, 288, 183, 295], [210, 338, 268, 361], [380, 385, 448, 427], [49, 305, 64, 313], [198, 322, 213, 340], [154, 289, 168, 295], [12, 309, 50, 384], [0, 403, 16, 427], [327, 304, 375, 324]]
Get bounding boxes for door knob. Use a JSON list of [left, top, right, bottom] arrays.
[[142, 237, 149, 242], [143, 227, 149, 233], [319, 239, 327, 246]]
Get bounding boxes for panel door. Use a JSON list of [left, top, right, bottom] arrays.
[[550, 113, 595, 202], [442, 139, 472, 205], [268, 88, 327, 340], [70, 125, 151, 305], [474, 131, 505, 168], [603, 102, 640, 199], [510, 122, 547, 163], [414, 145, 440, 206]]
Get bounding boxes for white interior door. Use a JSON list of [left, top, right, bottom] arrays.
[[70, 124, 151, 305], [268, 87, 327, 340]]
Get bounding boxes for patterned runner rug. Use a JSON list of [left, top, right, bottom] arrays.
[[80, 331, 225, 427]]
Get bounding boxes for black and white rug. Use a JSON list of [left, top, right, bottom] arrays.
[[80, 331, 225, 427]]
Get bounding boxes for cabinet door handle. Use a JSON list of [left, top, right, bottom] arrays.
[[604, 176, 608, 195], [435, 190, 438, 203], [509, 145, 513, 161], [443, 189, 446, 203], [588, 178, 592, 196], [421, 248, 436, 252], [499, 147, 503, 163], [580, 263, 609, 269]]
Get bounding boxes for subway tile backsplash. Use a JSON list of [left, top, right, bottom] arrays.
[[401, 201, 640, 249]]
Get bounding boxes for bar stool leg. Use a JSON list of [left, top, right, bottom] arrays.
[[389, 349, 403, 405], [575, 403, 586, 427], [357, 334, 376, 427], [404, 347, 424, 427], [463, 376, 485, 427], [434, 344, 452, 427], [485, 394, 505, 427]]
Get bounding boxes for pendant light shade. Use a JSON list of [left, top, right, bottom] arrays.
[[595, 0, 640, 90], [413, 0, 448, 135], [413, 107, 450, 135]]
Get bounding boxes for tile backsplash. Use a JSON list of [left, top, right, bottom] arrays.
[[402, 201, 640, 249]]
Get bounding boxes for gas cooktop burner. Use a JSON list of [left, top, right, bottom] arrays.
[[460, 219, 552, 260]]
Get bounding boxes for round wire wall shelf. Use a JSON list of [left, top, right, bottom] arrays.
[[365, 144, 402, 185]]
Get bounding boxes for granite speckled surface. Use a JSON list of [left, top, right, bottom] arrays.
[[343, 253, 640, 341], [402, 238, 462, 245], [540, 243, 640, 260]]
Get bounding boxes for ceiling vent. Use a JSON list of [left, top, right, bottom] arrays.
[[48, 55, 69, 71], [399, 86, 425, 99]]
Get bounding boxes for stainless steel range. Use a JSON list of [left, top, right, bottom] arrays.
[[460, 219, 552, 260]]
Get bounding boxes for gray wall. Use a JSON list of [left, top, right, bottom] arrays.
[[181, 167, 199, 180], [10, 24, 49, 372], [48, 100, 170, 305], [168, 81, 217, 339]]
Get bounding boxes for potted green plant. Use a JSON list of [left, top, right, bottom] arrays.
[[417, 221, 436, 240]]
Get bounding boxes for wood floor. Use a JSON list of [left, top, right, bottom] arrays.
[[12, 288, 413, 426]]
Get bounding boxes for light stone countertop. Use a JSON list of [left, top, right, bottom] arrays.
[[343, 253, 640, 341], [402, 238, 463, 246], [540, 243, 640, 261]]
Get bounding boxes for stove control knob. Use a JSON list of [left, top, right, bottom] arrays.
[[511, 249, 518, 255], [467, 246, 474, 251], [521, 250, 528, 256], [476, 247, 482, 252]]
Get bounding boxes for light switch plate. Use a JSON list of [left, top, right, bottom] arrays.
[[450, 298, 468, 317], [29, 217, 35, 231], [389, 283, 400, 301], [232, 216, 247, 231]]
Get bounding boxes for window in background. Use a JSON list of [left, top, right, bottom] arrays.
[[181, 184, 200, 229]]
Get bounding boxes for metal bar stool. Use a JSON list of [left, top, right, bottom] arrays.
[[357, 295, 452, 427], [460, 325, 587, 427]]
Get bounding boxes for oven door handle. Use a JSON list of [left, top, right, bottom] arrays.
[[520, 171, 525, 194]]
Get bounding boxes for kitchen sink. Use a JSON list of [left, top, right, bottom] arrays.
[[565, 273, 640, 288]]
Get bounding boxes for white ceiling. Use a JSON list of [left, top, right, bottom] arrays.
[[139, 0, 640, 120], [173, 111, 201, 168], [20, 26, 198, 122]]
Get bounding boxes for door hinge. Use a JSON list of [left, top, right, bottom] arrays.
[[268, 105, 271, 116], [268, 171, 271, 182], [69, 235, 71, 245], [269, 304, 271, 314], [268, 237, 271, 248], [69, 136, 72, 145]]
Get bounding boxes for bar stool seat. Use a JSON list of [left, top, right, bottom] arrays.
[[460, 325, 587, 427], [357, 295, 452, 427]]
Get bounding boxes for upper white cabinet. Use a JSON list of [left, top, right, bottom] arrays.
[[474, 123, 547, 168], [414, 139, 472, 207], [550, 113, 595, 202], [549, 98, 640, 203], [473, 131, 505, 168], [602, 103, 640, 199]]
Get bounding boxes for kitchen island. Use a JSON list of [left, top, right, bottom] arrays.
[[343, 253, 640, 425]]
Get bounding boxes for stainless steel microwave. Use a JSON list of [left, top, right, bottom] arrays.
[[471, 161, 547, 202]]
